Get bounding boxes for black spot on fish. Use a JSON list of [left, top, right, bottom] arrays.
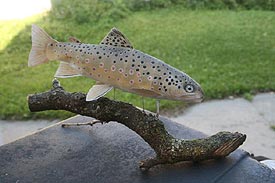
[[146, 72, 150, 75], [96, 52, 99, 54], [143, 66, 146, 69], [136, 68, 139, 71], [113, 60, 116, 63], [99, 56, 102, 59]]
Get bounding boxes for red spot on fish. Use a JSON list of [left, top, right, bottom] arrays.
[[129, 69, 134, 75], [117, 78, 120, 81], [99, 62, 104, 68], [108, 76, 111, 79], [85, 58, 90, 63], [138, 78, 142, 83], [119, 68, 123, 73], [147, 76, 152, 81], [129, 80, 134, 85], [98, 74, 101, 77], [104, 69, 108, 73], [93, 67, 96, 71], [124, 73, 128, 77], [136, 72, 141, 77], [153, 81, 158, 85], [111, 65, 116, 71]]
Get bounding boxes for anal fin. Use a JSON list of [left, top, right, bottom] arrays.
[[86, 84, 113, 101], [54, 61, 81, 78]]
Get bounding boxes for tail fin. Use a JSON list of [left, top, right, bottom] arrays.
[[28, 24, 57, 67]]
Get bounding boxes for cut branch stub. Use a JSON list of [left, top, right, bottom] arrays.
[[27, 80, 246, 170]]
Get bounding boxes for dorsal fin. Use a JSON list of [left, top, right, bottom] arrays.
[[68, 37, 82, 43], [100, 28, 133, 49]]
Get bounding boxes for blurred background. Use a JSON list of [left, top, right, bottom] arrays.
[[0, 0, 274, 157]]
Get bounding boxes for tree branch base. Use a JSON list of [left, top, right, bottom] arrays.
[[27, 79, 246, 170]]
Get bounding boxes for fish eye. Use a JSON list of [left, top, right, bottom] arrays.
[[184, 84, 194, 93]]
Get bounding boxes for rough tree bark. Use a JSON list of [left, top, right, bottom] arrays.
[[27, 79, 246, 170]]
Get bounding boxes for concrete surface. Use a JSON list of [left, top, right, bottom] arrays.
[[0, 115, 274, 183], [170, 92, 275, 159], [0, 120, 56, 146]]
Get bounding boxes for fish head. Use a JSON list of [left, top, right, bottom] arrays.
[[172, 75, 204, 103]]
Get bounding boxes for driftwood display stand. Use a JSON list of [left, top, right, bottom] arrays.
[[27, 79, 246, 170]]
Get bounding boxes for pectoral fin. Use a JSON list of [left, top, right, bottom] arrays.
[[55, 62, 82, 78], [86, 84, 113, 101]]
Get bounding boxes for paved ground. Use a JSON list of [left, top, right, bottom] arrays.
[[0, 120, 56, 146], [170, 92, 275, 159]]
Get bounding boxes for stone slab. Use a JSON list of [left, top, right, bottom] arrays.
[[0, 115, 274, 183]]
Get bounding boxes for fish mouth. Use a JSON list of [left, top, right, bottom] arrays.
[[179, 93, 204, 103]]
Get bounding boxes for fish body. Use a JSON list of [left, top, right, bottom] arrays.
[[28, 25, 204, 102]]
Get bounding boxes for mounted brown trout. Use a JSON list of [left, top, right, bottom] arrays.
[[28, 25, 204, 114]]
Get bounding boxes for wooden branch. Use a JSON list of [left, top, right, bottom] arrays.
[[27, 79, 246, 170]]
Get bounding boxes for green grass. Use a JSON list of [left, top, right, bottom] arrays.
[[0, 7, 275, 119]]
